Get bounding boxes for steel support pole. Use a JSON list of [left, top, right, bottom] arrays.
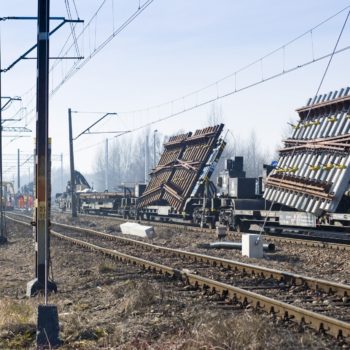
[[33, 1, 60, 346], [68, 108, 77, 217], [153, 130, 157, 168], [60, 153, 63, 192], [17, 148, 20, 192], [0, 31, 5, 243], [27, 0, 57, 297], [105, 138, 108, 191], [145, 135, 149, 182]]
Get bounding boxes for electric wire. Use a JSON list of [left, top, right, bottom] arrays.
[[5, 2, 350, 179], [64, 0, 80, 57], [50, 0, 155, 96], [118, 4, 350, 117], [59, 37, 350, 158], [12, 2, 349, 138], [115, 44, 350, 133], [71, 0, 80, 19], [13, 0, 155, 134]]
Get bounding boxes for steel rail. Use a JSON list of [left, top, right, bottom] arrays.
[[9, 210, 350, 250], [261, 234, 350, 251], [6, 215, 350, 298], [42, 227, 350, 339], [51, 221, 350, 298], [78, 211, 350, 250], [140, 222, 350, 251], [78, 211, 350, 249]]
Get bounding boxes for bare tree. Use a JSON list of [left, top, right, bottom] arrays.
[[207, 102, 223, 126], [91, 128, 166, 191], [272, 117, 297, 160], [217, 129, 271, 178]]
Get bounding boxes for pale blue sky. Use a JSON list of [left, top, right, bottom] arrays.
[[1, 0, 350, 180]]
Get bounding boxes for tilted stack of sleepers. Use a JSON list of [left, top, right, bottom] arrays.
[[138, 124, 224, 213], [264, 87, 350, 215]]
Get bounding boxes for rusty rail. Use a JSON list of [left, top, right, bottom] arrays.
[[49, 229, 350, 340], [51, 221, 350, 298], [7, 214, 349, 298], [8, 211, 350, 251]]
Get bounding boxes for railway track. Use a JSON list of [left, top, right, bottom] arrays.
[[48, 209, 350, 251], [7, 213, 350, 341]]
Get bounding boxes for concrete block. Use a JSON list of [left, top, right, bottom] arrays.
[[120, 222, 155, 238], [242, 234, 263, 258], [27, 278, 57, 297], [36, 304, 60, 348]]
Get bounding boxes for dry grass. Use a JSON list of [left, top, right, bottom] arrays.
[[60, 280, 164, 348], [98, 261, 119, 274], [113, 280, 163, 315], [0, 298, 36, 349], [175, 310, 328, 350], [0, 298, 35, 327], [108, 308, 330, 350], [60, 312, 107, 349]]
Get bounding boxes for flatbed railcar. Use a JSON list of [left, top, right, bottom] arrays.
[[78, 188, 138, 219], [57, 88, 350, 236]]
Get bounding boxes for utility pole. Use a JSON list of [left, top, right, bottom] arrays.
[[27, 1, 60, 347], [105, 138, 108, 191], [0, 13, 82, 246], [68, 108, 77, 217], [153, 129, 158, 168], [145, 134, 149, 183], [17, 149, 20, 192], [60, 153, 63, 192], [0, 31, 6, 244], [68, 110, 117, 211]]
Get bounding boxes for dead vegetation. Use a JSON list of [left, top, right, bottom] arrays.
[[98, 262, 119, 274], [113, 280, 163, 315], [60, 313, 107, 346], [97, 308, 329, 349], [0, 298, 36, 349], [177, 310, 324, 350]]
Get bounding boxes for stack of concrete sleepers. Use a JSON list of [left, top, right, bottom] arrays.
[[138, 124, 225, 213], [264, 87, 350, 215]]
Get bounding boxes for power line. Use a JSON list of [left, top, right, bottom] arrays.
[[117, 43, 350, 134], [71, 30, 350, 159], [8, 2, 350, 152], [64, 0, 80, 57], [9, 0, 155, 135], [50, 0, 155, 96], [67, 32, 350, 158], [118, 4, 350, 117]]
